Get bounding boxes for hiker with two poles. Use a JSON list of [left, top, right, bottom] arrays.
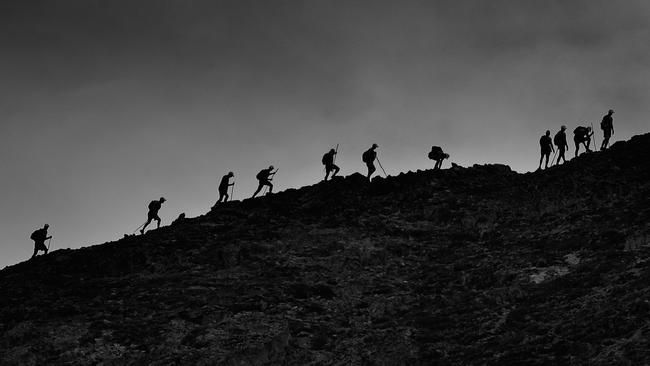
[[322, 146, 340, 181], [538, 130, 555, 170], [30, 224, 52, 259], [252, 166, 278, 198], [139, 197, 166, 234], [214, 171, 235, 205]]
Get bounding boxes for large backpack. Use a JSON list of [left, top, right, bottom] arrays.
[[148, 200, 159, 211], [256, 170, 266, 180], [553, 131, 562, 146], [30, 230, 39, 241], [574, 126, 586, 136], [428, 146, 443, 160], [362, 150, 373, 163], [322, 153, 331, 165]]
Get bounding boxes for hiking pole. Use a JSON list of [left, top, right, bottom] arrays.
[[333, 143, 339, 164], [376, 157, 388, 177], [133, 223, 145, 233], [230, 181, 235, 201], [551, 149, 558, 166]]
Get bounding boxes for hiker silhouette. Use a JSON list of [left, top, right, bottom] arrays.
[[553, 126, 569, 165], [322, 149, 340, 181], [428, 146, 449, 170], [141, 197, 166, 234], [362, 144, 378, 180], [573, 125, 593, 157], [216, 172, 235, 204], [600, 109, 615, 150], [30, 224, 52, 259], [252, 166, 276, 198], [538, 130, 554, 170]]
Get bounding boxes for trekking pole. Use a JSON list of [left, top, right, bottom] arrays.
[[551, 149, 558, 166], [333, 143, 339, 164], [133, 223, 145, 233], [376, 157, 388, 177], [230, 181, 235, 201]]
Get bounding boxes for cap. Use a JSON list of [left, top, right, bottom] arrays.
[[330, 148, 336, 153], [228, 171, 234, 176], [372, 143, 378, 148], [160, 197, 166, 202], [269, 165, 274, 170], [609, 109, 614, 113], [561, 125, 566, 130], [44, 224, 49, 228]]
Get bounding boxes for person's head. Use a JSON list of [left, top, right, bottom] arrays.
[[444, 153, 450, 159], [608, 109, 614, 115], [268, 165, 274, 170], [160, 197, 166, 203], [44, 224, 49, 229], [371, 143, 378, 149], [228, 171, 234, 177], [561, 125, 566, 131], [587, 126, 592, 131], [546, 130, 550, 136], [329, 148, 336, 154]]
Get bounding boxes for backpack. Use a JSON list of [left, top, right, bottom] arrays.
[[362, 150, 373, 163], [256, 170, 266, 180], [30, 230, 39, 241], [148, 200, 158, 211], [574, 126, 585, 135], [428, 146, 443, 160], [553, 131, 562, 146], [322, 153, 331, 165]]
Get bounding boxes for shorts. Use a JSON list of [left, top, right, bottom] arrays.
[[148, 212, 161, 221]]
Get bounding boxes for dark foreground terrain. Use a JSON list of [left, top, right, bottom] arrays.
[[2, 134, 650, 365]]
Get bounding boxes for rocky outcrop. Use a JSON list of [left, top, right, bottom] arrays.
[[1, 134, 650, 365]]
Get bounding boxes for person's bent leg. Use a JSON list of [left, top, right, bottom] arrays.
[[155, 217, 161, 229], [141, 217, 152, 233], [252, 184, 263, 198], [333, 165, 340, 177]]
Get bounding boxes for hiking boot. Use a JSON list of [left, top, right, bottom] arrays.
[[140, 229, 144, 235]]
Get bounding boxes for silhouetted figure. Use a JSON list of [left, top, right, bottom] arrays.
[[600, 109, 614, 150], [428, 146, 449, 170], [30, 224, 52, 259], [217, 172, 235, 203], [322, 149, 340, 181], [573, 125, 593, 157], [172, 213, 186, 225], [141, 197, 166, 234], [362, 144, 378, 180], [252, 166, 276, 198], [554, 125, 569, 165], [538, 130, 554, 170]]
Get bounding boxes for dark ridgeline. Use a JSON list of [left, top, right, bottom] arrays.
[[3, 132, 650, 365]]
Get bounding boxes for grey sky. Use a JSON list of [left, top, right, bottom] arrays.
[[1, 0, 649, 268]]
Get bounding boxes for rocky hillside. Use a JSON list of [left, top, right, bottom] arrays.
[[2, 134, 650, 365]]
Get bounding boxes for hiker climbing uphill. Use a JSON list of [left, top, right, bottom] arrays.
[[322, 148, 340, 181], [554, 125, 569, 165], [362, 144, 379, 180], [538, 130, 554, 170], [252, 166, 277, 198], [428, 146, 449, 170], [140, 197, 166, 234], [30, 224, 52, 259], [600, 109, 614, 150], [216, 172, 235, 204], [573, 125, 593, 157]]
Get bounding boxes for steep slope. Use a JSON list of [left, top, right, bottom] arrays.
[[1, 134, 650, 365]]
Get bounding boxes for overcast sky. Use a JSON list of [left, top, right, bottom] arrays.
[[1, 0, 649, 268]]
